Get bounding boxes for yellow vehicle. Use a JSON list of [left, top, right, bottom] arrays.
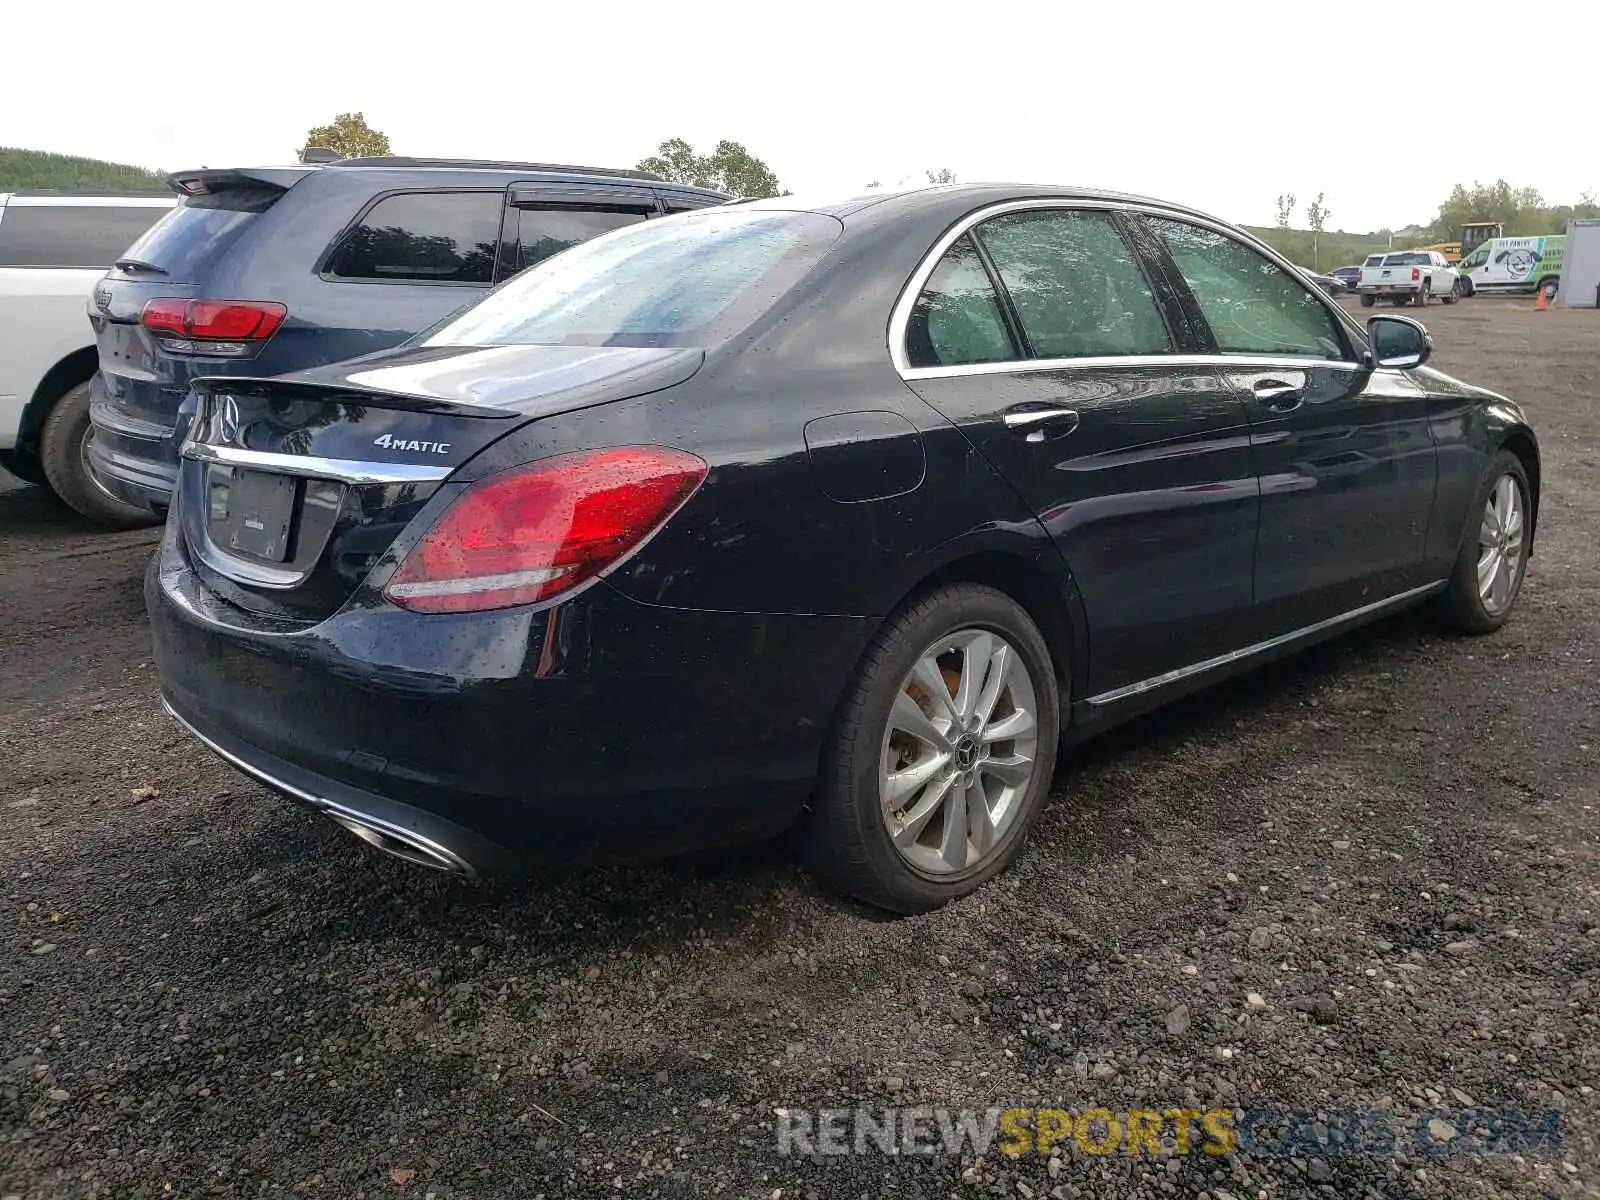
[[1421, 240, 1463, 263], [1458, 221, 1503, 258]]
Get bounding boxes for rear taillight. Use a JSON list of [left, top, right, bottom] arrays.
[[1411, 267, 1421, 282], [384, 447, 708, 614], [141, 298, 287, 357]]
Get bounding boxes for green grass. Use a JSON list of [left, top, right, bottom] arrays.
[[0, 147, 168, 193]]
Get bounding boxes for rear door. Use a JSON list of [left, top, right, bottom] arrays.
[[1139, 215, 1437, 633], [897, 203, 1260, 697]]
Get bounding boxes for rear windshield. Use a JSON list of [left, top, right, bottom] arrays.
[[421, 209, 843, 349], [117, 186, 282, 279], [1382, 252, 1428, 266], [0, 201, 171, 268]]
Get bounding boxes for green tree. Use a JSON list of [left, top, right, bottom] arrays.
[[1433, 180, 1548, 239], [1304, 192, 1330, 270], [0, 147, 166, 191], [636, 138, 783, 198], [926, 168, 957, 184], [303, 112, 391, 159], [1275, 193, 1296, 229]]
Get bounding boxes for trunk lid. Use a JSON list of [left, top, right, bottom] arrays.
[[176, 343, 704, 623]]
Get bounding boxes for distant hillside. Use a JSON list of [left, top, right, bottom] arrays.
[[1243, 224, 1422, 271], [0, 147, 168, 192]]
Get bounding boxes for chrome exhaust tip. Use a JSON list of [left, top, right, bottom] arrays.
[[325, 811, 473, 876]]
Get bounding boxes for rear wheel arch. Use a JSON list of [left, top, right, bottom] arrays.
[[877, 548, 1087, 713], [15, 346, 99, 468]]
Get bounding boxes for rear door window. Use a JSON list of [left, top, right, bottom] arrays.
[[974, 209, 1172, 358], [513, 204, 652, 272], [0, 202, 171, 268], [325, 191, 502, 284]]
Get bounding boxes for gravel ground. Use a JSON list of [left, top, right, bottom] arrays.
[[1, 297, 1597, 1199]]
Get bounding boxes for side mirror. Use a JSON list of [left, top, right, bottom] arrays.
[[1367, 314, 1432, 370]]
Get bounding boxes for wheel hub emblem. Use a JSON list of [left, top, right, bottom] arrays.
[[954, 734, 978, 769]]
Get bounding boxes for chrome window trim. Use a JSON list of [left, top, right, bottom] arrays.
[[181, 440, 454, 485], [888, 197, 1365, 378], [900, 352, 1367, 381], [1083, 581, 1446, 707]]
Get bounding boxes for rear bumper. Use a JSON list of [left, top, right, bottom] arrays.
[[147, 521, 872, 873], [86, 373, 184, 512]]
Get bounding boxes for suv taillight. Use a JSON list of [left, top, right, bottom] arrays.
[[385, 447, 708, 614], [141, 299, 287, 357], [1411, 267, 1421, 282]]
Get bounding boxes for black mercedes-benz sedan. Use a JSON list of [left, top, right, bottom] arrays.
[[149, 184, 1539, 913]]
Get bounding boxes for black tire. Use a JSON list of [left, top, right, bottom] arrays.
[[1540, 277, 1559, 301], [1359, 293, 1376, 308], [1441, 280, 1459, 305], [1436, 450, 1531, 635], [1413, 282, 1430, 308], [38, 382, 159, 529], [1460, 277, 1475, 298], [800, 583, 1061, 914]]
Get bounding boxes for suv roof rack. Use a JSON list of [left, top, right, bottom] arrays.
[[328, 156, 665, 182]]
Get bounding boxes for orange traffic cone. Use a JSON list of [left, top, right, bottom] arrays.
[[1535, 287, 1549, 311]]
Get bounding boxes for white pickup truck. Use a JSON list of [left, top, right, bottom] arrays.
[[1357, 250, 1460, 308], [0, 191, 174, 523]]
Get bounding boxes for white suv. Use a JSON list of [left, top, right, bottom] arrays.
[[0, 191, 175, 523]]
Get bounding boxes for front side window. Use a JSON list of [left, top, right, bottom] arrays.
[[513, 205, 651, 273], [1149, 218, 1346, 360], [325, 191, 501, 284], [422, 208, 840, 348], [975, 210, 1171, 358], [905, 235, 1016, 368]]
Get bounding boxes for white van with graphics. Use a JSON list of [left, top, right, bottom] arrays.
[[1457, 235, 1563, 299]]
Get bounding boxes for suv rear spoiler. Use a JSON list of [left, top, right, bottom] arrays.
[[166, 167, 315, 198]]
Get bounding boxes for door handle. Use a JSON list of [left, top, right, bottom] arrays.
[[1253, 380, 1303, 412], [1003, 404, 1080, 442]]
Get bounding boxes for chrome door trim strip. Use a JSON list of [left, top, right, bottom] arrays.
[[899, 352, 1374, 382], [181, 440, 454, 484], [1083, 581, 1446, 707], [887, 196, 1365, 378]]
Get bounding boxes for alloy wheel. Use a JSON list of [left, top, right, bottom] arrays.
[[1477, 474, 1526, 616], [879, 628, 1039, 876]]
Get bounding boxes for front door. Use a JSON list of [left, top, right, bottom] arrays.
[[1139, 216, 1438, 634], [897, 205, 1259, 697]]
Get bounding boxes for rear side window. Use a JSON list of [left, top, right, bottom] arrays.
[[514, 205, 651, 273], [118, 187, 280, 279], [905, 235, 1016, 368], [423, 209, 840, 349], [1383, 252, 1428, 266], [325, 191, 501, 284], [0, 202, 170, 268], [976, 210, 1171, 358]]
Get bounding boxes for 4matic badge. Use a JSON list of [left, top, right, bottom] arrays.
[[373, 434, 451, 454]]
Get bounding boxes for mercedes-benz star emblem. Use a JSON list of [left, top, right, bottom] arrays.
[[217, 396, 241, 444]]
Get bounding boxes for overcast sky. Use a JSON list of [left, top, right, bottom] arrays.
[[9, 0, 1593, 232]]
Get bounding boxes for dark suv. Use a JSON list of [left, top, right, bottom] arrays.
[[86, 157, 727, 516]]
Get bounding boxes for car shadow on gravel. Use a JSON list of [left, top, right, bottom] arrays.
[[131, 605, 1445, 972]]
